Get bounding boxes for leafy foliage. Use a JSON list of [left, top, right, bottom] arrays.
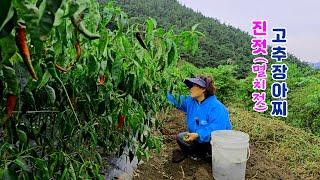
[[0, 0, 201, 178]]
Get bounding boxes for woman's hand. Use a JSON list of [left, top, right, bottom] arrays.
[[184, 133, 199, 142], [166, 91, 179, 107]]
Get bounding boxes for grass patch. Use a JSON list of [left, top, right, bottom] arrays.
[[229, 104, 320, 178]]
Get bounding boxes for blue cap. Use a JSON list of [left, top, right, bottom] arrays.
[[184, 77, 206, 88]]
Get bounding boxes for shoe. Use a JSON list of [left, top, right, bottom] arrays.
[[190, 154, 204, 161], [190, 154, 202, 161], [172, 149, 187, 163]]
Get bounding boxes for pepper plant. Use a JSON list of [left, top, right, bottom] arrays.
[[0, 0, 202, 178]]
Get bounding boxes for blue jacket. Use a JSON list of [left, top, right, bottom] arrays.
[[167, 92, 232, 143]]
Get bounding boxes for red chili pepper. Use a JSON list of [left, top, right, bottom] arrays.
[[117, 115, 126, 129], [66, 39, 81, 70], [15, 23, 38, 80], [98, 75, 105, 85], [75, 40, 81, 60], [6, 94, 16, 118], [58, 39, 81, 72]]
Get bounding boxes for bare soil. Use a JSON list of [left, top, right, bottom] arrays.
[[133, 109, 296, 180]]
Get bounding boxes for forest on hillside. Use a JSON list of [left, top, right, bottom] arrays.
[[116, 0, 320, 135], [116, 0, 311, 78]]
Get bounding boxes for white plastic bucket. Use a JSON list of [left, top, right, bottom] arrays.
[[210, 130, 250, 180]]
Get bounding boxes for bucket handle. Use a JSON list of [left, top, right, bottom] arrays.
[[212, 143, 250, 164]]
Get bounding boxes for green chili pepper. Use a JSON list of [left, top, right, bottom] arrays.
[[71, 8, 100, 40]]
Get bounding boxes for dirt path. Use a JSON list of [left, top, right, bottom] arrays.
[[133, 109, 296, 180]]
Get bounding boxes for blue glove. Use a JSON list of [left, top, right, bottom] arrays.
[[166, 91, 188, 112], [166, 91, 179, 107]]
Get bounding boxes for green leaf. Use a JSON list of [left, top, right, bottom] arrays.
[[146, 18, 157, 32], [144, 150, 150, 161], [53, 8, 65, 26], [145, 17, 156, 42], [1, 167, 16, 180], [95, 152, 102, 164], [135, 49, 144, 62], [38, 0, 63, 38], [121, 36, 131, 54], [45, 85, 56, 105], [97, 101, 105, 115], [13, 1, 39, 37], [87, 55, 100, 76], [0, 5, 16, 39], [37, 70, 52, 89], [100, 61, 108, 72], [23, 90, 36, 108], [167, 41, 178, 66], [17, 129, 28, 145], [132, 73, 138, 94], [111, 57, 123, 88], [0, 35, 16, 61], [38, 0, 46, 22], [14, 158, 31, 172], [153, 39, 164, 61], [90, 130, 97, 146], [3, 65, 19, 95], [61, 167, 68, 180], [69, 163, 76, 180], [191, 35, 199, 55], [0, 0, 13, 31], [191, 23, 199, 31]]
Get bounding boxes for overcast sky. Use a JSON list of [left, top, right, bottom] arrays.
[[177, 0, 320, 63]]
